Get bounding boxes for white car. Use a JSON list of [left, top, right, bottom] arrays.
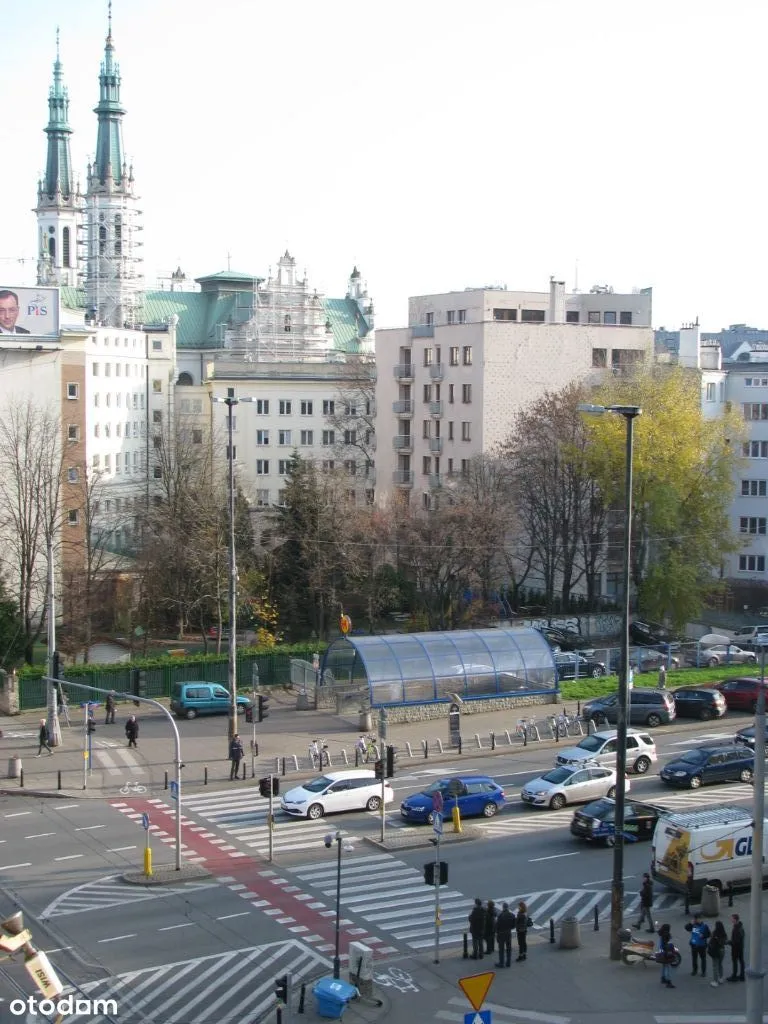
[[556, 729, 657, 775], [521, 764, 629, 811], [685, 644, 757, 667], [280, 770, 394, 820]]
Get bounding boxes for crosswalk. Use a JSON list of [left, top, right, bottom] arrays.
[[434, 999, 571, 1024], [58, 939, 327, 1024], [40, 874, 218, 919], [91, 737, 144, 776]]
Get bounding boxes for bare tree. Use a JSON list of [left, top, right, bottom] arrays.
[[327, 357, 376, 497]]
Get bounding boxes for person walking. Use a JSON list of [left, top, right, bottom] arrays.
[[685, 913, 711, 977], [484, 899, 497, 956], [229, 733, 244, 780], [36, 718, 53, 756], [657, 663, 667, 689], [495, 902, 514, 968], [355, 735, 367, 763], [105, 692, 116, 725], [635, 872, 655, 932], [727, 913, 745, 982], [468, 898, 486, 960], [515, 900, 531, 961], [708, 920, 728, 986], [125, 715, 139, 749], [658, 923, 676, 988]]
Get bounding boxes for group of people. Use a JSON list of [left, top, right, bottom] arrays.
[[657, 912, 745, 989], [468, 898, 532, 967]]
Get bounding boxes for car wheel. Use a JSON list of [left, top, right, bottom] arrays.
[[707, 657, 718, 668], [591, 666, 605, 678], [689, 776, 702, 789], [549, 793, 566, 810], [646, 713, 662, 728], [366, 796, 382, 811], [739, 768, 754, 784], [184, 709, 197, 720], [307, 803, 324, 820], [607, 785, 617, 799], [604, 835, 615, 848], [634, 756, 651, 775], [699, 707, 713, 721], [482, 802, 498, 818]]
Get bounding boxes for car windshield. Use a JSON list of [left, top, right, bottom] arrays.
[[583, 798, 613, 817], [576, 736, 604, 753], [541, 767, 573, 784], [422, 780, 450, 795], [678, 750, 706, 765], [303, 775, 335, 793]]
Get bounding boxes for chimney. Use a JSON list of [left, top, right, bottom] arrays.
[[549, 278, 566, 324]]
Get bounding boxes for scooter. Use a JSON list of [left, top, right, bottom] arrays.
[[619, 929, 682, 967]]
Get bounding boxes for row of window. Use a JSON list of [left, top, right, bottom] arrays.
[[745, 378, 768, 387], [252, 458, 371, 477], [94, 421, 146, 439], [417, 421, 472, 441], [740, 517, 767, 535], [742, 479, 768, 496], [91, 335, 149, 349], [94, 392, 148, 410], [220, 398, 369, 417], [739, 555, 766, 573], [744, 403, 768, 420], [422, 346, 473, 367], [92, 362, 151, 378], [743, 441, 768, 459], [424, 311, 467, 327], [492, 308, 634, 325], [421, 383, 472, 403], [251, 428, 362, 447], [92, 450, 144, 474]]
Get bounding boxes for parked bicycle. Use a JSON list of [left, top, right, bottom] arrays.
[[309, 739, 331, 768]]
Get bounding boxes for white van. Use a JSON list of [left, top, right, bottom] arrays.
[[651, 805, 768, 897]]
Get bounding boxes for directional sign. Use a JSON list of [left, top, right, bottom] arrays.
[[169, 780, 179, 802], [464, 1012, 491, 1024], [432, 789, 444, 813], [458, 972, 495, 1012], [432, 811, 443, 836], [141, 813, 150, 831]]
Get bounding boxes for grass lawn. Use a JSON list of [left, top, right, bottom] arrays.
[[559, 663, 761, 703]]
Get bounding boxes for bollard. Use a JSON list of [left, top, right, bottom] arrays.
[[204, 765, 208, 786], [549, 918, 555, 944], [458, 735, 462, 755], [523, 728, 528, 747], [474, 733, 482, 749], [144, 845, 153, 877], [727, 882, 734, 908], [490, 732, 495, 751], [462, 932, 469, 959], [406, 742, 413, 758], [593, 906, 599, 931], [276, 1007, 282, 1024], [355, 749, 360, 767], [505, 730, 512, 745], [19, 768, 23, 788], [423, 740, 429, 759], [555, 722, 559, 743], [57, 770, 62, 791], [241, 763, 247, 780], [577, 700, 581, 715], [298, 982, 306, 1014], [282, 757, 287, 777], [164, 770, 168, 790]]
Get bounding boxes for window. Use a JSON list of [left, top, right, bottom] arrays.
[[344, 429, 356, 445], [461, 421, 471, 441], [153, 465, 162, 479], [277, 429, 291, 446], [425, 311, 434, 327], [521, 309, 545, 323], [566, 310, 580, 323], [742, 480, 768, 496], [133, 394, 138, 409], [153, 409, 162, 423], [124, 452, 130, 472], [133, 452, 139, 469], [745, 378, 768, 387], [743, 403, 768, 420], [116, 393, 122, 408], [66, 383, 79, 399], [450, 346, 459, 365], [278, 459, 290, 475], [423, 348, 434, 367], [256, 399, 269, 414], [423, 384, 432, 403], [67, 467, 79, 483], [116, 423, 122, 438], [104, 363, 112, 377], [322, 430, 335, 446], [458, 309, 466, 324], [62, 226, 71, 266], [740, 517, 767, 535], [739, 555, 766, 572], [227, 387, 235, 398], [743, 441, 768, 459], [92, 362, 100, 377], [300, 430, 314, 446], [462, 384, 472, 404], [300, 400, 313, 416], [422, 456, 431, 475], [323, 400, 335, 415], [116, 363, 122, 377], [322, 460, 335, 472], [93, 423, 101, 439], [706, 382, 716, 402], [603, 311, 617, 325], [448, 421, 454, 440], [277, 490, 287, 506], [105, 424, 111, 439], [592, 348, 607, 368], [345, 460, 357, 477], [256, 430, 270, 446], [256, 489, 270, 506], [279, 400, 292, 415], [104, 454, 111, 472], [92, 454, 100, 470], [587, 310, 601, 324], [422, 420, 431, 439], [256, 460, 270, 475], [461, 459, 470, 477], [446, 311, 455, 325], [192, 429, 202, 444], [620, 311, 633, 326], [462, 346, 472, 366], [493, 308, 517, 321], [67, 510, 79, 526], [344, 402, 358, 417], [152, 339, 162, 352], [226, 445, 237, 461], [152, 379, 162, 394], [448, 384, 455, 404]]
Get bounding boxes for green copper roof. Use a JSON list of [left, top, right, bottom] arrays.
[[93, 9, 126, 186], [43, 32, 74, 199]]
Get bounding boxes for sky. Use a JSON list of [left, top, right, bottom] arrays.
[[2, 0, 767, 332]]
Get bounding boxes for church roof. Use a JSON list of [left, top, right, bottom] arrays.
[[195, 270, 260, 286]]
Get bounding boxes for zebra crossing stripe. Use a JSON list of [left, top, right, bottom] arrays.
[[438, 998, 571, 1023]]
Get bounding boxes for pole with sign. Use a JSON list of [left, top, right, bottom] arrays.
[[458, 971, 495, 1024], [433, 789, 444, 964], [142, 812, 152, 876]]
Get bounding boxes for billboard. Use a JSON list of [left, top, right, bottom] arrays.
[[0, 286, 59, 338]]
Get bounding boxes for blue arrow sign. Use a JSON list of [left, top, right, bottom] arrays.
[[464, 1012, 491, 1024], [141, 813, 150, 830], [169, 780, 179, 802], [433, 811, 443, 835]]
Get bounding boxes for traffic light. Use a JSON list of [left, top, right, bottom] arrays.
[[386, 744, 395, 778], [423, 862, 448, 886], [87, 715, 96, 734], [258, 694, 269, 722], [374, 759, 384, 780], [275, 973, 289, 1004], [259, 776, 280, 798], [245, 705, 253, 724]]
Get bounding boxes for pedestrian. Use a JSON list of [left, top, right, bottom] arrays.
[[727, 913, 745, 982], [658, 923, 676, 989], [657, 663, 667, 689], [36, 718, 53, 756], [495, 901, 514, 968], [229, 733, 244, 780], [105, 692, 116, 725], [685, 913, 711, 977], [355, 735, 367, 763], [468, 898, 486, 960], [635, 872, 655, 933], [125, 715, 139, 749], [708, 920, 727, 986], [484, 899, 497, 956], [515, 900, 531, 961]]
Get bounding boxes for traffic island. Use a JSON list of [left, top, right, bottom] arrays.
[[121, 862, 213, 886], [365, 826, 483, 851]]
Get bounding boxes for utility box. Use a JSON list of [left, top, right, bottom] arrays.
[[313, 977, 359, 1019], [348, 941, 373, 997], [701, 884, 721, 917]]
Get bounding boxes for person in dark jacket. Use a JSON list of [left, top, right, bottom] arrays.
[[125, 715, 139, 748], [727, 913, 745, 981], [105, 692, 116, 725], [635, 872, 655, 932], [515, 900, 530, 961], [495, 902, 514, 967], [658, 923, 676, 988], [229, 734, 244, 780], [468, 898, 486, 959], [36, 719, 53, 756], [685, 914, 711, 977], [708, 920, 727, 986], [484, 899, 497, 955]]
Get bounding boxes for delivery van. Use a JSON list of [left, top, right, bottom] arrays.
[[651, 805, 768, 898]]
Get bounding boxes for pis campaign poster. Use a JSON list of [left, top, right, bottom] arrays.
[[0, 286, 60, 338]]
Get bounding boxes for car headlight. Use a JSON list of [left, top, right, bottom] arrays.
[[673, 771, 687, 777]]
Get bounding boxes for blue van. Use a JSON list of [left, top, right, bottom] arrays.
[[170, 681, 251, 720]]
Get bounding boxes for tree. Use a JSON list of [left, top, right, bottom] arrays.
[[0, 575, 25, 669], [327, 357, 376, 497]]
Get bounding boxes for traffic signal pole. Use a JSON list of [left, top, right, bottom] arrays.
[[269, 774, 274, 863], [433, 832, 441, 965], [380, 771, 386, 843]]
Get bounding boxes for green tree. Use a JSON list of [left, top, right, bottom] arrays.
[[0, 575, 25, 669]]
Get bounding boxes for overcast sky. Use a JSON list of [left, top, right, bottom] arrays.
[[2, 0, 766, 331]]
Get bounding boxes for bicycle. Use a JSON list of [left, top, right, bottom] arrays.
[[119, 780, 147, 795], [309, 740, 331, 769]]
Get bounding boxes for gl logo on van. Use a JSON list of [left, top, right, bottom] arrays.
[[700, 838, 734, 861], [735, 836, 753, 857]]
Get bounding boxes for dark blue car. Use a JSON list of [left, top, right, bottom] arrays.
[[400, 775, 505, 824], [660, 744, 754, 789]]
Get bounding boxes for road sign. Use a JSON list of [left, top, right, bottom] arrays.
[[169, 780, 179, 801], [464, 1012, 491, 1024], [458, 972, 495, 1012], [432, 789, 444, 813], [432, 811, 443, 836], [141, 813, 150, 831]]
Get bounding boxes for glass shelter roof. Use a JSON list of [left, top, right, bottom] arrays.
[[322, 628, 556, 707]]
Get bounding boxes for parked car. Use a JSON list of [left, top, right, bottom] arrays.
[[714, 677, 768, 713], [535, 626, 595, 654], [570, 797, 662, 846], [634, 648, 680, 672], [556, 729, 657, 775], [582, 688, 676, 728], [281, 770, 394, 819], [735, 723, 768, 753], [554, 652, 606, 679], [400, 775, 505, 824], [520, 764, 628, 810], [630, 620, 684, 648], [732, 624, 768, 650], [684, 645, 757, 668], [659, 744, 754, 789], [170, 681, 251, 720], [672, 686, 727, 721]]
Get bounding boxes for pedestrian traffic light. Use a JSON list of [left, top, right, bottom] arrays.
[[275, 973, 289, 1004], [258, 694, 269, 722], [386, 744, 395, 778], [87, 717, 96, 734], [245, 705, 253, 724], [374, 759, 384, 780], [259, 776, 280, 798], [423, 862, 448, 886], [259, 776, 270, 798]]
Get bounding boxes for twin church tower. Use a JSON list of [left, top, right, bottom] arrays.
[[35, 4, 142, 329]]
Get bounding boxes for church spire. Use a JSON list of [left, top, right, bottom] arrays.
[[93, 0, 126, 186], [42, 27, 74, 200]]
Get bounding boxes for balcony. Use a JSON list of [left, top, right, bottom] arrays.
[[429, 437, 443, 454], [411, 324, 434, 338], [393, 363, 414, 380], [364, 468, 376, 486], [393, 434, 413, 452], [392, 399, 414, 415], [429, 364, 444, 381], [429, 473, 443, 489], [393, 470, 414, 487], [429, 401, 444, 417]]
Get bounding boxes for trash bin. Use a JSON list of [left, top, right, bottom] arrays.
[[7, 756, 21, 779], [559, 916, 581, 949], [313, 977, 359, 1019], [358, 711, 372, 732], [701, 884, 721, 917]]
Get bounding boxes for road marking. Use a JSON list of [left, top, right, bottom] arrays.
[[25, 832, 56, 839], [54, 804, 80, 810], [158, 922, 195, 931], [4, 811, 32, 818], [529, 852, 581, 863], [75, 825, 107, 831], [108, 845, 137, 852], [216, 912, 250, 921], [97, 933, 137, 943], [0, 862, 32, 870], [54, 854, 84, 861], [44, 947, 73, 954]]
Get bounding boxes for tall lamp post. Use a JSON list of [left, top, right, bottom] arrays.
[[579, 402, 642, 961], [325, 829, 353, 979], [746, 642, 766, 1024]]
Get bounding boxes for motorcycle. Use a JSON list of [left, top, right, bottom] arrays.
[[619, 930, 682, 968]]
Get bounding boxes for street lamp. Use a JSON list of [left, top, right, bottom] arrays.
[[324, 830, 354, 979], [746, 641, 767, 1024], [579, 401, 642, 961]]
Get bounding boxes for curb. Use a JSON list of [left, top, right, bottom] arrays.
[[121, 863, 214, 886], [363, 826, 484, 852]]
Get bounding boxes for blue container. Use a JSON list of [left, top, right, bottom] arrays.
[[313, 977, 358, 1019]]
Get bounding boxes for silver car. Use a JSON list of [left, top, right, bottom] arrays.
[[685, 644, 757, 668], [556, 729, 657, 775], [520, 764, 629, 811]]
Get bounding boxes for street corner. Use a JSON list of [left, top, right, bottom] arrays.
[[121, 862, 213, 886]]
